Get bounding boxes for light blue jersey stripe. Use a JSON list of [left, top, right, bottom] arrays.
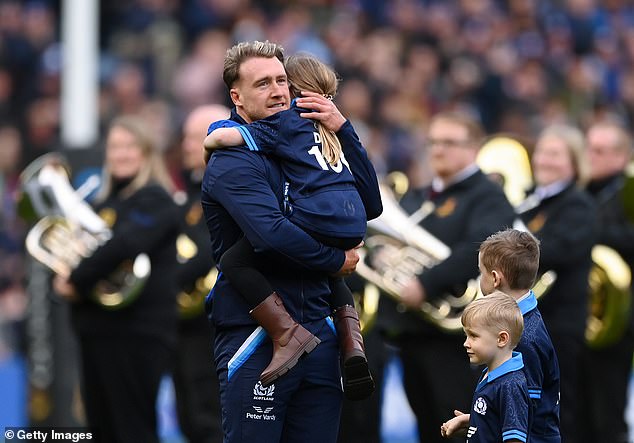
[[528, 388, 542, 399], [227, 326, 266, 380], [325, 316, 336, 334], [503, 429, 527, 442], [237, 126, 259, 151]]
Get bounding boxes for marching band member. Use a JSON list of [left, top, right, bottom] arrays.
[[516, 124, 598, 442], [53, 115, 180, 443], [577, 120, 634, 443], [381, 111, 516, 443]]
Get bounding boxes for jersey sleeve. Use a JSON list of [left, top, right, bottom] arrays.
[[499, 381, 530, 442], [337, 120, 383, 220], [237, 112, 283, 155], [208, 118, 240, 135], [205, 150, 345, 273]]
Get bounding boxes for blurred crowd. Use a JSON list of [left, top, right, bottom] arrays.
[[1, 0, 634, 366]]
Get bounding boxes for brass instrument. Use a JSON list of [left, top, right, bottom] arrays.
[[354, 136, 549, 333], [355, 183, 481, 333], [481, 137, 633, 348], [175, 233, 217, 318], [586, 245, 632, 348], [18, 153, 150, 309]]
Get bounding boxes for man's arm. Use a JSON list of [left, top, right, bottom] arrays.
[[205, 149, 354, 274]]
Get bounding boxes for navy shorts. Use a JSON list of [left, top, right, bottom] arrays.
[[214, 318, 343, 443]]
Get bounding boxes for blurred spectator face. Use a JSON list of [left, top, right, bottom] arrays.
[[182, 104, 229, 171], [106, 126, 146, 180], [532, 134, 575, 186], [0, 126, 21, 174], [586, 124, 632, 180], [427, 117, 478, 181], [230, 56, 289, 123]]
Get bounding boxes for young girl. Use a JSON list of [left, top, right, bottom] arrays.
[[204, 54, 379, 399]]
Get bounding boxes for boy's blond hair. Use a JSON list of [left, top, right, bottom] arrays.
[[462, 291, 524, 348]]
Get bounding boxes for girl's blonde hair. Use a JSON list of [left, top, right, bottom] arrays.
[[285, 54, 342, 165], [462, 290, 524, 349], [96, 115, 174, 202]]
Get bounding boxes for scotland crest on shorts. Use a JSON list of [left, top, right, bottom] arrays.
[[474, 396, 487, 415]]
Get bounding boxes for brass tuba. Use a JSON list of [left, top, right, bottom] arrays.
[[355, 182, 481, 333], [18, 153, 150, 309]]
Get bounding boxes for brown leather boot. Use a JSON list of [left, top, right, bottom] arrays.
[[250, 292, 321, 387], [334, 305, 375, 400]]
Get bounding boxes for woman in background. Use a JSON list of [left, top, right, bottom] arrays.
[[517, 124, 597, 443], [54, 115, 180, 443]]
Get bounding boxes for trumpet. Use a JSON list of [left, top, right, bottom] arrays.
[[18, 153, 150, 309]]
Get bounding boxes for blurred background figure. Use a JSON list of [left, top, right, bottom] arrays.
[[517, 124, 598, 443], [577, 120, 634, 443], [0, 123, 28, 364], [172, 104, 229, 443], [52, 116, 180, 443]]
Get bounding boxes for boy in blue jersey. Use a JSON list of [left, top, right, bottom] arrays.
[[204, 54, 378, 400], [441, 291, 529, 443], [479, 229, 561, 442]]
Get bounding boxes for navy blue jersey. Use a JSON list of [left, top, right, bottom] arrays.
[[517, 291, 561, 442], [202, 109, 381, 328], [467, 352, 530, 443], [235, 101, 367, 239]]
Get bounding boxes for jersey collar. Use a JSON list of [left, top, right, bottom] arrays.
[[478, 352, 524, 389], [517, 290, 538, 315]]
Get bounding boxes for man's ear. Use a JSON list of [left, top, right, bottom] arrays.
[[497, 330, 510, 347], [229, 88, 241, 106]]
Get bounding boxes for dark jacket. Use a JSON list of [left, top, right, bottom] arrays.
[[519, 183, 598, 337], [201, 109, 382, 329], [378, 169, 516, 337], [70, 183, 180, 344]]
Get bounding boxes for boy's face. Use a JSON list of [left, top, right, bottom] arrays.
[[478, 252, 497, 296], [463, 324, 501, 367]]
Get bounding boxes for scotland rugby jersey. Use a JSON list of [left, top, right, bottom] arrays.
[[234, 101, 367, 239], [517, 291, 561, 442], [467, 352, 530, 443]]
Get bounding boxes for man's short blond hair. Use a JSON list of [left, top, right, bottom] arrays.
[[223, 41, 285, 89]]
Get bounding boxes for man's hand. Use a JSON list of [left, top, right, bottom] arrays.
[[53, 275, 79, 302], [295, 91, 346, 132], [334, 241, 363, 277], [440, 410, 469, 438], [400, 277, 426, 308]]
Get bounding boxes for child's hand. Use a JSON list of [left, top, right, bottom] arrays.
[[440, 410, 469, 438]]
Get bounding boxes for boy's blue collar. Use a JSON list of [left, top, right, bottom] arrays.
[[478, 352, 524, 388], [517, 290, 538, 315]]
